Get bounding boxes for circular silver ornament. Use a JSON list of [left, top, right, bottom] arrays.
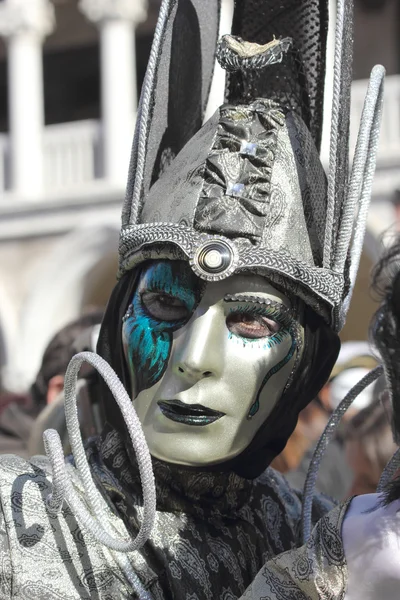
[[190, 238, 238, 281]]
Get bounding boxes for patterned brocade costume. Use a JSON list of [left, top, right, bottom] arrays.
[[240, 490, 400, 600], [0, 425, 333, 600], [240, 500, 350, 600]]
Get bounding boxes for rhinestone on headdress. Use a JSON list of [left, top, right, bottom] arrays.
[[226, 182, 245, 197], [239, 140, 257, 156]]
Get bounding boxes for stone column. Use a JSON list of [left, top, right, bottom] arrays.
[[79, 0, 147, 185], [0, 0, 54, 198], [205, 0, 234, 121]]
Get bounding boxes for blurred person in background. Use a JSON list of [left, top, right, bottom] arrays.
[[30, 310, 103, 410], [284, 341, 379, 499], [0, 310, 102, 458], [0, 390, 34, 458], [344, 388, 395, 497], [328, 341, 379, 419], [271, 397, 329, 473]]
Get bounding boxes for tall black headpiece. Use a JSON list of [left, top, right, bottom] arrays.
[[119, 0, 384, 331]]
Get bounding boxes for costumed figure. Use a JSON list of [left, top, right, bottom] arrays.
[[0, 0, 384, 598], [239, 236, 400, 600]]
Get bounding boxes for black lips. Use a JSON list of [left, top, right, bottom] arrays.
[[157, 399, 225, 426]]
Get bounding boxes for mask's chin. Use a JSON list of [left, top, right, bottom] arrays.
[[143, 427, 250, 468], [130, 382, 239, 466]]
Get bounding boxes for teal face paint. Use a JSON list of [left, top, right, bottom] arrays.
[[248, 334, 297, 417], [123, 261, 201, 395], [225, 300, 301, 418]]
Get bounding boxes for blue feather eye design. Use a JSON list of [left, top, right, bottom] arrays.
[[140, 291, 191, 323], [123, 261, 201, 395]]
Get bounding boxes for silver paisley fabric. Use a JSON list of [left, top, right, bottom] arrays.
[[0, 453, 135, 599], [239, 499, 351, 600], [0, 425, 335, 599]]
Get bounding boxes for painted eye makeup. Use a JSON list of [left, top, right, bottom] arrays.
[[140, 291, 191, 322], [226, 309, 281, 340], [224, 298, 296, 347]]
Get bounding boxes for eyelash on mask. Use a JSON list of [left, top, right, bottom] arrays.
[[228, 328, 289, 349], [227, 304, 291, 348], [138, 291, 192, 327], [140, 287, 192, 309], [228, 303, 291, 327]]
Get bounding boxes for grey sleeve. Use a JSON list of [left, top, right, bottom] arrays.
[[240, 501, 350, 600]]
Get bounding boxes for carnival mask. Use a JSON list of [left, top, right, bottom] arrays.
[[122, 260, 304, 466]]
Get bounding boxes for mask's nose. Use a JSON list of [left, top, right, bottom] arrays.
[[173, 306, 225, 383]]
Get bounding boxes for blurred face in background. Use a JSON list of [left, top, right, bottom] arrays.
[[345, 439, 383, 496], [345, 406, 397, 497]]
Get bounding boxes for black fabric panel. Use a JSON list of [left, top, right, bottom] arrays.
[[138, 0, 220, 212], [227, 0, 328, 150], [150, 0, 203, 186]]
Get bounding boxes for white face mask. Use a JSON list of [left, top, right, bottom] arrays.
[[122, 260, 303, 466]]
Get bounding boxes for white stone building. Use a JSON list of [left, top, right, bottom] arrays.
[[0, 0, 398, 392]]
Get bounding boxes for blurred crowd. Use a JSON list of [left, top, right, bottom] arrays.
[[272, 340, 395, 500], [0, 310, 395, 503], [0, 310, 103, 459]]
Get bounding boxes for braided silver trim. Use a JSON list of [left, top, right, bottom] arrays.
[[238, 248, 342, 302], [44, 352, 156, 554], [301, 365, 384, 544], [377, 447, 400, 494], [119, 224, 343, 310], [337, 65, 385, 329], [123, 0, 176, 227]]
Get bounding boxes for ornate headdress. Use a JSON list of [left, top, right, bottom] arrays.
[[119, 0, 384, 332], [93, 0, 386, 478]]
